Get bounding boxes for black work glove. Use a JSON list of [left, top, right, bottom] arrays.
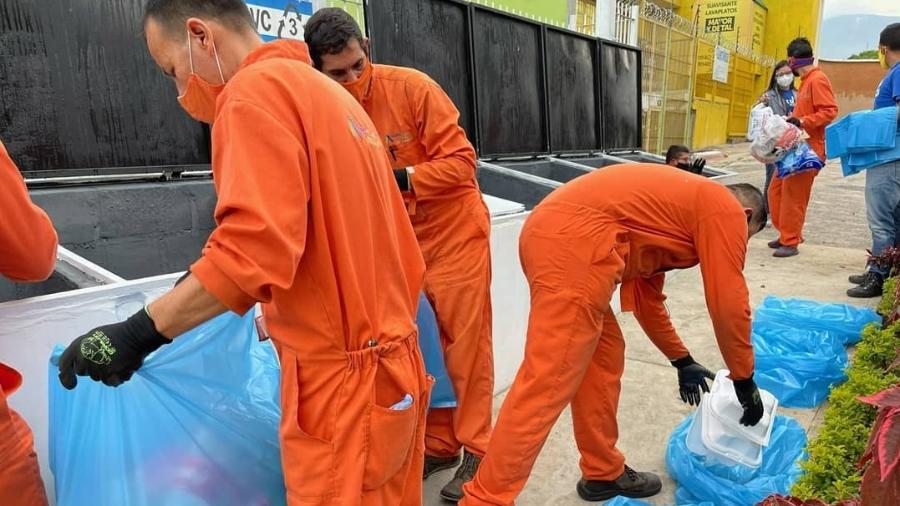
[[393, 168, 411, 192], [58, 308, 171, 389], [733, 376, 764, 426], [785, 117, 802, 128], [690, 158, 706, 175], [671, 355, 715, 406]]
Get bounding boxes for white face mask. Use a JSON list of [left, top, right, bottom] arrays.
[[776, 74, 794, 88]]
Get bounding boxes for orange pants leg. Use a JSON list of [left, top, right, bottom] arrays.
[[771, 171, 816, 246], [424, 231, 494, 457], [278, 335, 428, 506], [571, 313, 627, 481], [768, 174, 783, 235], [0, 392, 48, 506]]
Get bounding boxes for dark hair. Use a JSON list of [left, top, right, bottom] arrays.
[[143, 0, 255, 34], [665, 145, 691, 164], [304, 8, 365, 68], [768, 60, 794, 91], [787, 37, 814, 58], [727, 183, 767, 233], [881, 23, 900, 51]]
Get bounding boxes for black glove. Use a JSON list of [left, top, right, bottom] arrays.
[[671, 355, 715, 406], [785, 117, 802, 128], [393, 168, 411, 192], [689, 158, 706, 175], [58, 308, 171, 389], [733, 376, 764, 426]]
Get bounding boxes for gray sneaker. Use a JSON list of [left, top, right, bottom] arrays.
[[576, 466, 663, 501]]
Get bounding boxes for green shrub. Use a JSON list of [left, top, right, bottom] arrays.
[[877, 276, 897, 317], [791, 322, 900, 501]]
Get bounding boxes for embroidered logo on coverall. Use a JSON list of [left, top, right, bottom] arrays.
[[80, 331, 117, 365], [348, 116, 381, 147]]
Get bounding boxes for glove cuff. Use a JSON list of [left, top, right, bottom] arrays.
[[123, 308, 171, 353], [732, 375, 757, 395], [393, 168, 411, 192], [670, 354, 696, 369]]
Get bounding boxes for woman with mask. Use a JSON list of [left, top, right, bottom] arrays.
[[757, 61, 796, 214]]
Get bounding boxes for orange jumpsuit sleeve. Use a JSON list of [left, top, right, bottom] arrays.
[[694, 211, 755, 380], [0, 141, 58, 282], [631, 273, 691, 361], [407, 79, 477, 199], [191, 100, 310, 315], [798, 75, 838, 129]]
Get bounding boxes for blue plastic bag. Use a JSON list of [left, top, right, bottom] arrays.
[[417, 293, 457, 408], [49, 312, 285, 506], [666, 414, 807, 506], [751, 320, 849, 408], [754, 296, 880, 345], [775, 141, 824, 178], [603, 498, 714, 506]]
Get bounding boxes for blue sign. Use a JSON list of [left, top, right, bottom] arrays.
[[246, 1, 314, 41]]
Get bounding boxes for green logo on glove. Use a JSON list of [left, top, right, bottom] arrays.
[[80, 331, 117, 365]]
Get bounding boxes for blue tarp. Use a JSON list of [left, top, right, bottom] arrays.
[[666, 414, 807, 506], [826, 106, 900, 176], [49, 312, 286, 506], [417, 293, 457, 408], [754, 296, 880, 346]]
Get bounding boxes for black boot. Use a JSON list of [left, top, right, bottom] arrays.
[[424, 453, 460, 480], [849, 272, 868, 285], [576, 466, 663, 501], [439, 450, 480, 502], [847, 272, 884, 298]]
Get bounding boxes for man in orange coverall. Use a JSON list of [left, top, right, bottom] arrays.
[[0, 139, 58, 505], [460, 164, 768, 505], [56, 2, 429, 504], [768, 37, 838, 258], [305, 8, 494, 501]]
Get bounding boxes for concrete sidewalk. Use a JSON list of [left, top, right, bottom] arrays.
[[425, 146, 877, 505]]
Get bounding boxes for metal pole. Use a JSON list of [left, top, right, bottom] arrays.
[[656, 15, 672, 154], [684, 7, 699, 146]]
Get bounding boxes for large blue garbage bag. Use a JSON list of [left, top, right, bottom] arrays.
[[666, 414, 807, 506], [603, 497, 714, 506], [751, 320, 849, 408], [753, 296, 880, 345], [417, 293, 457, 408], [49, 312, 285, 506]]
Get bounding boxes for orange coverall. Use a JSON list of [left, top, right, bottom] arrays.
[[0, 140, 57, 506], [769, 67, 838, 247], [187, 42, 429, 505], [352, 63, 494, 458], [461, 164, 755, 505]]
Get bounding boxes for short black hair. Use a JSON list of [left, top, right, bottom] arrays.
[[665, 145, 691, 164], [727, 183, 767, 234], [143, 0, 255, 34], [787, 37, 814, 58], [881, 23, 900, 51], [304, 8, 365, 68]]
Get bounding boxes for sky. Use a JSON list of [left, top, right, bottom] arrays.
[[822, 0, 900, 19]]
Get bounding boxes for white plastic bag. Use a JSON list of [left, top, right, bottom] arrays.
[[746, 104, 769, 141], [750, 112, 803, 164]]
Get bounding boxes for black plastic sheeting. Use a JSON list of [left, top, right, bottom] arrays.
[[367, 0, 476, 143], [0, 0, 210, 174], [545, 29, 599, 153], [471, 8, 547, 156], [599, 41, 642, 150]]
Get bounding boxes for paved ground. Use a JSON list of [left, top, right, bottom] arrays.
[[424, 144, 878, 505]]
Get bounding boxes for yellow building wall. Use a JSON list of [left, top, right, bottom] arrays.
[[762, 0, 822, 64]]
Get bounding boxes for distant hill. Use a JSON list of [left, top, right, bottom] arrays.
[[819, 14, 900, 60]]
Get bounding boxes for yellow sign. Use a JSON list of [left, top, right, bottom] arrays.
[[698, 0, 767, 50]]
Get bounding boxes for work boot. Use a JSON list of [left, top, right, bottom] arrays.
[[576, 466, 663, 501], [767, 239, 782, 249], [849, 272, 868, 285], [773, 246, 799, 257], [847, 272, 884, 298], [439, 451, 481, 502], [424, 453, 460, 480]]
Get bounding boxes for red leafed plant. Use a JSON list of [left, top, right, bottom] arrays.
[[857, 385, 900, 504], [755, 494, 860, 505]]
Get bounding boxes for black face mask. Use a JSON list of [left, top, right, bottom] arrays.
[[677, 162, 692, 171]]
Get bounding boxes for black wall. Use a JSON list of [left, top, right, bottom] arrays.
[[0, 0, 209, 175], [366, 0, 642, 156]]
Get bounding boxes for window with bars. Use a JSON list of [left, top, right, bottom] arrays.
[[575, 0, 597, 35]]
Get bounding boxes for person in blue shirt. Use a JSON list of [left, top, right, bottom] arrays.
[[848, 23, 900, 298], [757, 60, 797, 215]]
